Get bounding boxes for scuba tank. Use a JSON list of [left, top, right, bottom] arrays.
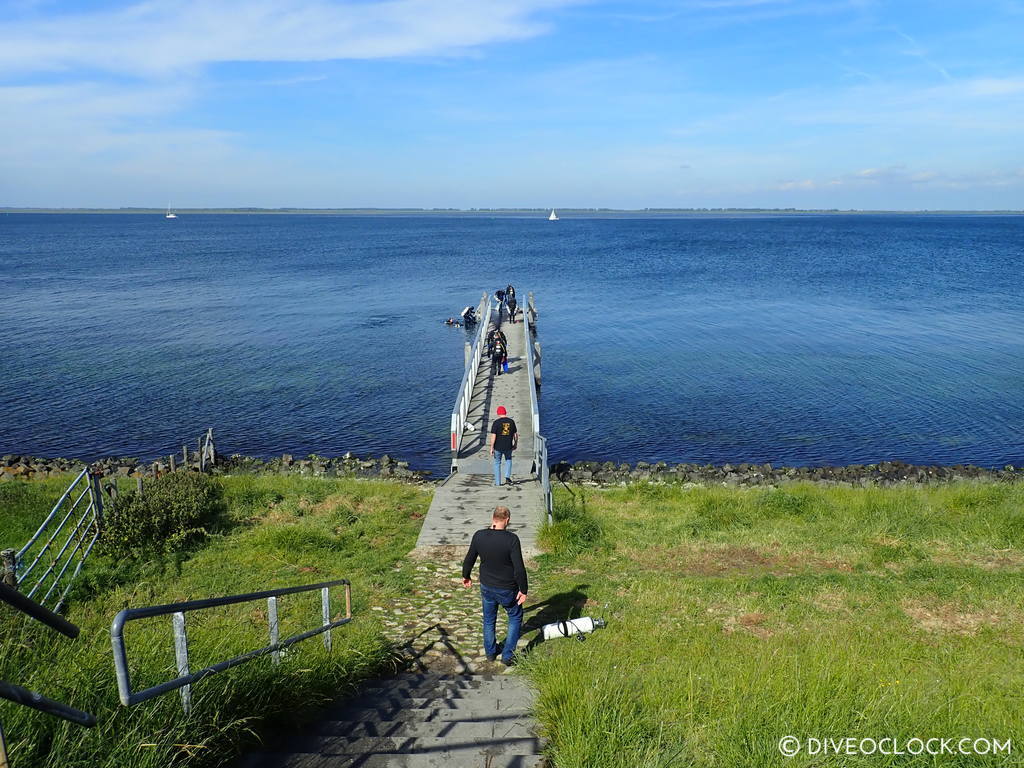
[[541, 616, 606, 642]]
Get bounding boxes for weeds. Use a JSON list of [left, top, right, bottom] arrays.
[[526, 481, 1024, 767], [0, 473, 430, 768]]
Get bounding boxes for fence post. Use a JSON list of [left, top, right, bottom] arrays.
[[88, 471, 104, 528], [182, 445, 188, 465], [172, 612, 191, 715], [1, 550, 17, 588], [464, 341, 471, 369], [197, 438, 202, 470], [268, 596, 280, 665], [136, 477, 144, 497], [321, 587, 332, 652], [169, 454, 176, 473]]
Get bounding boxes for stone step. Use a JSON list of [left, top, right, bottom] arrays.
[[325, 700, 536, 724], [242, 751, 545, 768], [357, 679, 529, 699], [311, 719, 535, 740], [296, 735, 541, 756], [315, 707, 533, 725], [362, 675, 528, 696]]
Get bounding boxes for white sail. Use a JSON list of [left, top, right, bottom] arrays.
[[548, 209, 558, 221], [165, 204, 177, 219]]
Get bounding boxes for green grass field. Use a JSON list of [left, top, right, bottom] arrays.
[[3, 475, 1022, 767], [527, 482, 1024, 767], [0, 474, 430, 768]]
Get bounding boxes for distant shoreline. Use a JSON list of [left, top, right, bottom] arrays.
[[2, 207, 1022, 216]]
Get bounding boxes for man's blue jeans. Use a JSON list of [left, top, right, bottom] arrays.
[[481, 583, 523, 663], [493, 450, 512, 485]]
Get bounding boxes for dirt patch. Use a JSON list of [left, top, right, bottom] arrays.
[[723, 612, 774, 639], [901, 599, 1002, 636], [626, 544, 852, 577], [930, 549, 1024, 572], [311, 493, 346, 514]]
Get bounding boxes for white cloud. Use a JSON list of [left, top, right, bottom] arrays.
[[771, 165, 1024, 194], [0, 0, 573, 76], [0, 0, 580, 206]]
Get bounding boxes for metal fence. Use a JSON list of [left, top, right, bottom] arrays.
[[521, 298, 553, 520], [450, 292, 491, 473], [0, 582, 96, 768], [2, 467, 104, 613], [111, 579, 352, 714], [537, 435, 552, 524]]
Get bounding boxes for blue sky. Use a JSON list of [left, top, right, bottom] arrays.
[[1, 0, 1022, 209]]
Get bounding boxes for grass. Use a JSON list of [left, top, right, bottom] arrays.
[[526, 481, 1024, 767], [6, 473, 1024, 767], [0, 475, 89, 551], [0, 473, 430, 768]]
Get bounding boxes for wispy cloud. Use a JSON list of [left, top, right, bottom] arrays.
[[895, 29, 952, 82], [774, 166, 1024, 193], [0, 0, 575, 76]]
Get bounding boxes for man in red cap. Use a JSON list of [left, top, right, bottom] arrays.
[[489, 405, 518, 486]]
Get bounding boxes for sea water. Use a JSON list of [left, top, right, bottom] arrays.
[[1, 212, 1021, 474]]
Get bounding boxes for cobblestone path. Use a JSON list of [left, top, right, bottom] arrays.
[[377, 548, 537, 675]]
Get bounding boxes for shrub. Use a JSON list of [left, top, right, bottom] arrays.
[[98, 472, 224, 559]]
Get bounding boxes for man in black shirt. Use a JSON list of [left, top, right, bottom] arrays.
[[489, 405, 517, 486], [462, 506, 528, 665]]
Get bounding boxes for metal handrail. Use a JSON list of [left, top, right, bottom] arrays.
[[522, 304, 541, 437], [9, 467, 103, 613], [0, 582, 96, 768], [0, 682, 96, 729], [537, 435, 552, 524], [111, 579, 352, 714], [520, 297, 552, 520], [0, 582, 78, 639], [450, 292, 491, 472]]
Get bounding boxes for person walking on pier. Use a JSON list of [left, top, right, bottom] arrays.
[[462, 506, 528, 665], [490, 333, 508, 376], [489, 405, 517, 486]]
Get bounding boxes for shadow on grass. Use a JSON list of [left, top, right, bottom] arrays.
[[521, 583, 590, 652]]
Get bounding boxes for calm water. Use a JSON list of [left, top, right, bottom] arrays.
[[1, 213, 1021, 475]]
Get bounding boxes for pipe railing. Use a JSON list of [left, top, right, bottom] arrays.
[[537, 435, 552, 524], [521, 297, 552, 519], [111, 579, 352, 715], [0, 583, 96, 768], [7, 467, 104, 613], [450, 292, 491, 473], [522, 305, 541, 437]]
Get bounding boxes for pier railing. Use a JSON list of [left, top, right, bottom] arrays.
[[111, 579, 352, 715], [450, 292, 491, 473], [2, 467, 104, 613], [522, 299, 552, 519]]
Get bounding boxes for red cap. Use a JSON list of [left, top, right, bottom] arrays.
[[496, 406, 507, 415]]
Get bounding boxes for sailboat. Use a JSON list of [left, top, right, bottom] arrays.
[[165, 204, 177, 219], [548, 209, 558, 221]]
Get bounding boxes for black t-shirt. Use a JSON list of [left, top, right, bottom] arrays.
[[491, 417, 517, 452]]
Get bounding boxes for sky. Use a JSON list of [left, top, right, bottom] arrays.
[[1, 0, 1022, 209]]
